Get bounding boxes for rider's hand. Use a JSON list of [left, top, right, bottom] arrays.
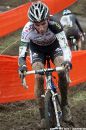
[[18, 65, 28, 89], [19, 65, 27, 76], [61, 61, 72, 70]]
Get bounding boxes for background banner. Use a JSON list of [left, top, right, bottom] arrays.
[[0, 51, 86, 103], [0, 0, 77, 37]]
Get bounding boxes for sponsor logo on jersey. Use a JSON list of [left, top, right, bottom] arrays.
[[55, 23, 61, 29]]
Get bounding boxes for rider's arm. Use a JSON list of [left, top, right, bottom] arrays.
[[18, 22, 31, 67], [56, 30, 72, 62], [75, 16, 84, 33], [60, 16, 65, 27], [49, 21, 72, 62], [18, 41, 29, 67], [49, 15, 58, 22]]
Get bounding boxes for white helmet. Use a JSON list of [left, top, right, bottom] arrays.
[[63, 9, 71, 15], [28, 1, 49, 22]]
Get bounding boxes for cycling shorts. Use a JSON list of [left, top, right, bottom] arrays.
[[29, 39, 63, 64], [66, 28, 80, 40]]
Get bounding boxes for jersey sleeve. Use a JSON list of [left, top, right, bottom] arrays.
[[21, 22, 33, 42], [49, 20, 71, 61], [18, 22, 33, 66], [60, 16, 65, 27], [56, 30, 72, 62], [49, 21, 63, 34], [75, 16, 83, 33]]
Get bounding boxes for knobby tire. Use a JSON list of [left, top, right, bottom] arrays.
[[45, 90, 61, 130]]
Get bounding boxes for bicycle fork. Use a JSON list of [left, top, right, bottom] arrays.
[[52, 92, 62, 129], [46, 74, 62, 129]]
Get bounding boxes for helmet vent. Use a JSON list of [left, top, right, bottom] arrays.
[[28, 1, 49, 22]]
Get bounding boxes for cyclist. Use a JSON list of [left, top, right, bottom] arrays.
[[18, 1, 72, 129], [60, 9, 85, 50]]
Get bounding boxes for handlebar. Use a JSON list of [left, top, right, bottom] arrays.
[[19, 66, 71, 89], [25, 67, 64, 75]]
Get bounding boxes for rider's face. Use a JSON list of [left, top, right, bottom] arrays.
[[34, 20, 48, 34]]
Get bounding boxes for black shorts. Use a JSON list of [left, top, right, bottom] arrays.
[[66, 28, 80, 40], [29, 39, 63, 64]]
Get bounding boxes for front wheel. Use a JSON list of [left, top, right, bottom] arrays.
[[45, 90, 61, 130], [45, 90, 55, 130]]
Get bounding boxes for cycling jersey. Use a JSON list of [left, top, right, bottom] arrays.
[[19, 20, 72, 66], [21, 21, 56, 46], [60, 14, 83, 33]]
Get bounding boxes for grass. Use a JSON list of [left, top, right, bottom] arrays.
[[70, 90, 86, 106], [69, 0, 86, 16], [0, 29, 22, 54], [69, 83, 86, 107]]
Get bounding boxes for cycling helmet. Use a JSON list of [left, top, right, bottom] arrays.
[[28, 1, 49, 22], [63, 9, 71, 15]]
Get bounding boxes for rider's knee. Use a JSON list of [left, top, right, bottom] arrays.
[[32, 61, 44, 70], [34, 74, 44, 97], [32, 61, 44, 83]]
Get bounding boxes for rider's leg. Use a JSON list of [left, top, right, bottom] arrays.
[[74, 29, 82, 50], [77, 38, 82, 50], [54, 56, 72, 122], [54, 56, 68, 105], [32, 62, 46, 128]]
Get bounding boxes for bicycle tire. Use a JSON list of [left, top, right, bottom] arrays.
[[70, 38, 78, 51], [45, 90, 55, 130], [45, 90, 62, 130]]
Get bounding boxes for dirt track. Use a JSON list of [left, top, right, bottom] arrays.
[[0, 84, 86, 130]]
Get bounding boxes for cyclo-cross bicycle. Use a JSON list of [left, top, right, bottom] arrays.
[[19, 56, 70, 130], [68, 32, 86, 51]]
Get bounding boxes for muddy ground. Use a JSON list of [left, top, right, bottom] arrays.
[[0, 83, 86, 130], [0, 0, 86, 129]]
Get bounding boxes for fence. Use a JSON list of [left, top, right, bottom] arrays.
[[0, 0, 77, 37], [0, 51, 86, 103]]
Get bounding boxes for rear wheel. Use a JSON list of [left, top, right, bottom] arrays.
[[69, 38, 77, 51], [73, 44, 78, 50], [71, 39, 78, 51]]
